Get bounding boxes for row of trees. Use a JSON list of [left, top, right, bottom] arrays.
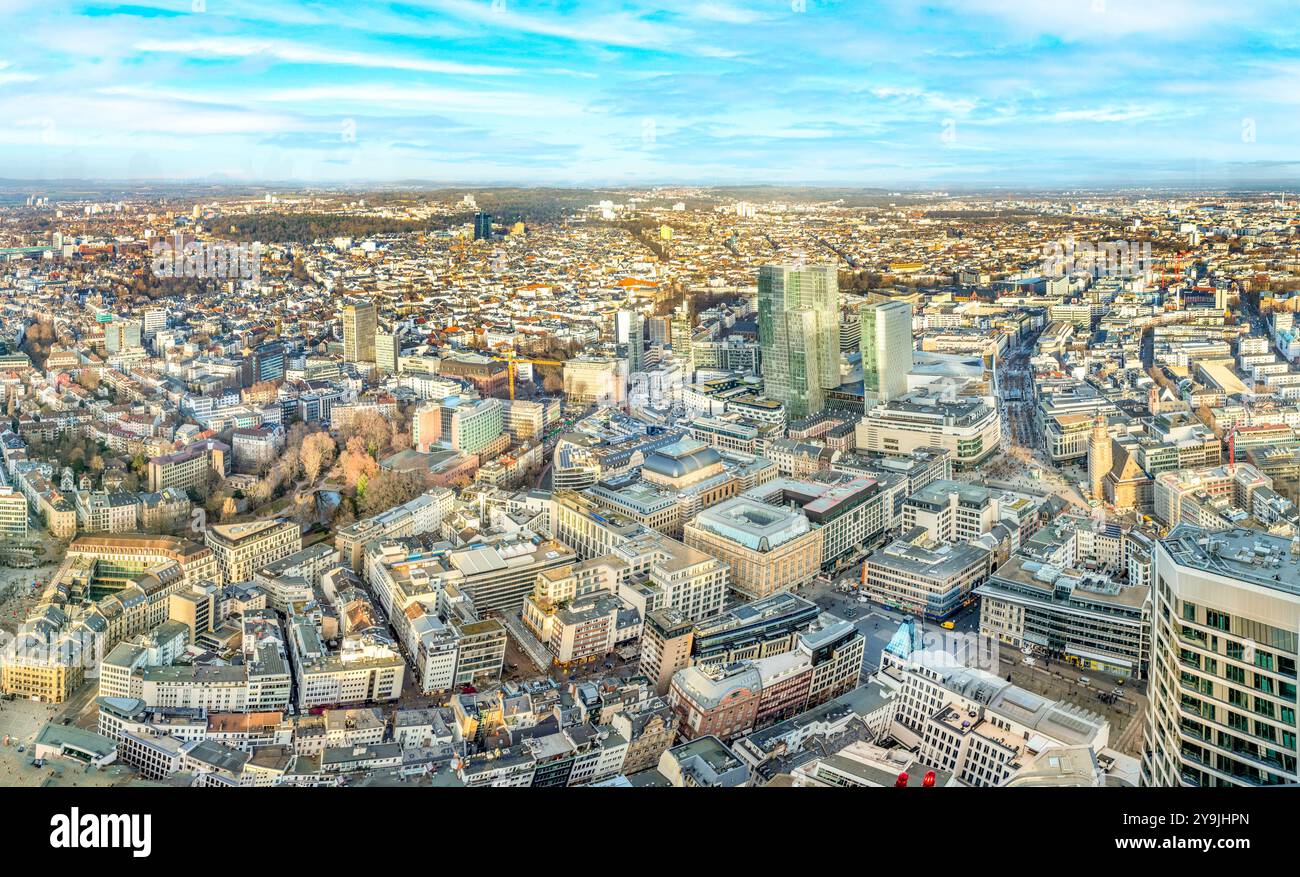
[[110, 271, 218, 304], [216, 214, 439, 244]]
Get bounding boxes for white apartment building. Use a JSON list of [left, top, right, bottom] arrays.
[[205, 518, 302, 586], [880, 641, 1113, 787]]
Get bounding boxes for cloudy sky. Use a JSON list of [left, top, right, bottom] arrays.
[[4, 0, 1300, 186]]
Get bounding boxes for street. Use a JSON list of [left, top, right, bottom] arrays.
[[800, 572, 980, 674]]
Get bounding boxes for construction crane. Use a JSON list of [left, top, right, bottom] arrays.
[[488, 351, 564, 401], [1225, 396, 1257, 467], [1155, 249, 1192, 308]]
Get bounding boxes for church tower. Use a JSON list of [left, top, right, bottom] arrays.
[[1088, 413, 1111, 502]]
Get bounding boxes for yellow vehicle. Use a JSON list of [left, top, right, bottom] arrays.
[[940, 621, 956, 630]]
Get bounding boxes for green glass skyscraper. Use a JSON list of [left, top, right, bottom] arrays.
[[757, 264, 840, 419], [860, 298, 913, 407]]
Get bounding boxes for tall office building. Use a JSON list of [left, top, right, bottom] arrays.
[[104, 318, 142, 354], [474, 211, 493, 241], [1088, 413, 1111, 501], [0, 486, 27, 539], [859, 299, 913, 406], [254, 341, 285, 383], [616, 309, 644, 374], [412, 396, 504, 455], [1143, 524, 1300, 787], [142, 308, 168, 338], [670, 302, 692, 351], [343, 300, 377, 364], [647, 316, 671, 348], [375, 328, 399, 375], [757, 264, 840, 419]]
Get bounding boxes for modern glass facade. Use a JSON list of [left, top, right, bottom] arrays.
[[860, 299, 913, 406], [757, 264, 839, 419]]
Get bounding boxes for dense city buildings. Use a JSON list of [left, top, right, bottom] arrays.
[[0, 180, 1297, 811], [4, 8, 1300, 866]]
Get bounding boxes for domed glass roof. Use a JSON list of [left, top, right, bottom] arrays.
[[642, 437, 723, 479]]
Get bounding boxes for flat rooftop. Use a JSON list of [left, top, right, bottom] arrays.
[[690, 496, 811, 551], [986, 555, 1149, 612], [1162, 524, 1300, 597]]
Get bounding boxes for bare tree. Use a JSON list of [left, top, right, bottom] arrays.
[[338, 436, 379, 490], [359, 469, 427, 515], [298, 431, 336, 484], [340, 410, 395, 457]]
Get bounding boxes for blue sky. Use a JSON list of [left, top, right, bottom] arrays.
[[3, 0, 1300, 186]]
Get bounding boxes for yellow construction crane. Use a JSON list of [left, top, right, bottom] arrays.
[[488, 352, 564, 400]]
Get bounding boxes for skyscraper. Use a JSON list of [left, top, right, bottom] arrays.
[[859, 299, 913, 407], [647, 316, 671, 349], [616, 309, 644, 374], [254, 340, 285, 383], [343, 300, 377, 364], [142, 308, 168, 338], [670, 302, 693, 358], [474, 211, 493, 241], [757, 264, 839, 419], [375, 328, 399, 375]]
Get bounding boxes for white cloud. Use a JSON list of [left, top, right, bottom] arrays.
[[132, 37, 518, 76], [414, 0, 735, 56], [1045, 106, 1163, 123], [255, 84, 585, 117], [919, 0, 1261, 40], [688, 3, 765, 25]]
